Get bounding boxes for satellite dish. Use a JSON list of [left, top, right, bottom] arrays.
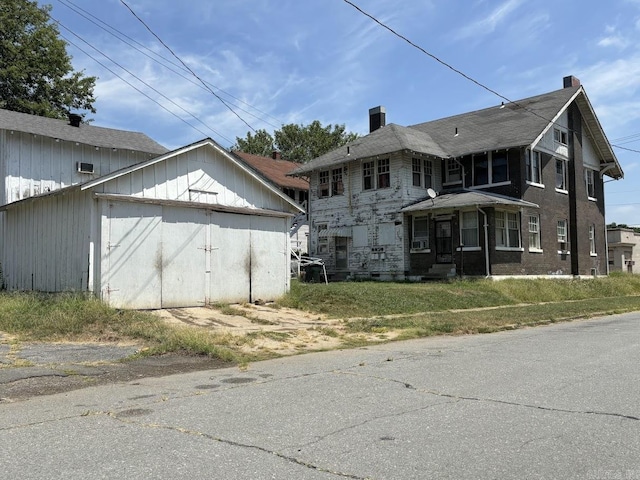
[[427, 188, 437, 199]]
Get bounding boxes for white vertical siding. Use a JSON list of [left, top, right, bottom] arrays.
[[1, 131, 154, 205], [2, 189, 91, 291]]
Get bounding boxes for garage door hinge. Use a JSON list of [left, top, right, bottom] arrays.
[[199, 245, 219, 252], [107, 242, 120, 250]]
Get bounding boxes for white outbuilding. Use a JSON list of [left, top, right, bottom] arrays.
[[1, 138, 303, 309]]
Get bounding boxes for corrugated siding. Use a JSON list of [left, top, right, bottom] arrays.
[[2, 131, 153, 205], [96, 148, 290, 212], [3, 189, 90, 291]]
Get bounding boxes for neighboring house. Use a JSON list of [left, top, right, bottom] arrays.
[[291, 76, 623, 280], [0, 109, 302, 308], [234, 151, 309, 255], [607, 227, 640, 274]]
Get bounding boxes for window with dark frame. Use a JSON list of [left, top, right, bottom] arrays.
[[377, 158, 390, 188], [412, 158, 422, 187], [424, 159, 433, 188], [495, 211, 520, 248], [526, 150, 541, 184], [557, 220, 568, 250], [411, 216, 429, 250], [585, 169, 596, 199], [589, 224, 596, 254], [318, 170, 329, 198], [555, 159, 568, 191], [331, 168, 344, 196], [446, 158, 461, 183], [491, 152, 508, 184], [461, 211, 479, 247], [554, 128, 568, 146], [363, 161, 374, 190]]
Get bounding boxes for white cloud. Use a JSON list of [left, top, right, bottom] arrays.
[[453, 0, 524, 40], [597, 26, 631, 49]]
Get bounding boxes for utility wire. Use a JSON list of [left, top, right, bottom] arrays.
[[342, 0, 633, 158], [56, 0, 283, 129], [54, 18, 233, 144], [119, 0, 257, 133]]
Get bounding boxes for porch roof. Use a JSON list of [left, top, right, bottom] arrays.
[[401, 189, 539, 213]]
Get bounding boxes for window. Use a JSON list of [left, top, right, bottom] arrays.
[[363, 161, 374, 190], [461, 211, 479, 247], [495, 211, 520, 248], [492, 152, 508, 184], [412, 158, 422, 187], [585, 169, 596, 199], [424, 159, 433, 188], [470, 151, 509, 187], [555, 159, 568, 191], [445, 158, 461, 184], [412, 216, 429, 250], [554, 128, 568, 146], [557, 220, 568, 251], [377, 158, 390, 188], [331, 168, 344, 196], [526, 150, 542, 184], [317, 224, 328, 253], [335, 237, 348, 269], [412, 158, 433, 188], [529, 215, 541, 250], [589, 224, 596, 255], [318, 171, 329, 198]]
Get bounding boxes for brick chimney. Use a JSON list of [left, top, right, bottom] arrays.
[[563, 75, 581, 88], [369, 106, 386, 133], [272, 150, 281, 160]]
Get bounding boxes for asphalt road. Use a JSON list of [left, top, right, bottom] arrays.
[[1, 312, 639, 479]]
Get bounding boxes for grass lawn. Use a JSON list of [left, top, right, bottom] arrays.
[[1, 273, 639, 364]]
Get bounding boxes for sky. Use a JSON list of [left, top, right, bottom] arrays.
[[42, 0, 640, 226]]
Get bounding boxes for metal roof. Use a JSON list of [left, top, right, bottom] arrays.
[[0, 108, 168, 155], [401, 189, 539, 213]]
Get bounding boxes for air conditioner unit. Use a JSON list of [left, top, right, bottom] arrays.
[[412, 240, 427, 249], [77, 162, 94, 174]]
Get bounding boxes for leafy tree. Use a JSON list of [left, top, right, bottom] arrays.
[[234, 120, 358, 163], [0, 0, 96, 119]]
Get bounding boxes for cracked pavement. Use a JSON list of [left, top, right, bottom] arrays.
[[1, 312, 639, 479]]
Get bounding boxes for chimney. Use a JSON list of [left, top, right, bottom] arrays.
[[68, 113, 82, 127], [369, 106, 386, 133], [563, 75, 581, 88], [272, 150, 281, 160]]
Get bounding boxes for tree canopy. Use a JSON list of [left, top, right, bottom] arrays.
[[0, 0, 96, 119], [233, 120, 359, 163]]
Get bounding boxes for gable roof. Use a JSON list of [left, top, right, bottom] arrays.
[[81, 138, 304, 213], [292, 123, 447, 175], [232, 151, 309, 190], [0, 108, 168, 155], [291, 84, 623, 180]]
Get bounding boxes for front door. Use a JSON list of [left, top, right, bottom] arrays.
[[435, 220, 453, 263]]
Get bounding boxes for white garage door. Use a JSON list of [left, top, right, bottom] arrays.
[[101, 201, 289, 309]]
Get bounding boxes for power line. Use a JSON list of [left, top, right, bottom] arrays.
[[54, 18, 233, 144], [342, 0, 634, 158], [55, 0, 283, 130], [119, 0, 257, 133]]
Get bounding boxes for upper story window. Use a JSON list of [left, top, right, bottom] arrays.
[[412, 158, 433, 188], [445, 158, 461, 184], [318, 170, 330, 198], [363, 161, 374, 190], [469, 151, 509, 187], [585, 168, 596, 199], [377, 158, 390, 188], [555, 158, 568, 192], [526, 150, 542, 185], [554, 127, 568, 146], [495, 211, 521, 249], [331, 168, 344, 195]]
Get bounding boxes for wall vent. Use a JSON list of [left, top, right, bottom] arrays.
[[77, 162, 94, 174]]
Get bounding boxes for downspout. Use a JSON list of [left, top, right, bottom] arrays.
[[477, 206, 490, 277]]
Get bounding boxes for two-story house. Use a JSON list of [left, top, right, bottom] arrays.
[[291, 76, 623, 280]]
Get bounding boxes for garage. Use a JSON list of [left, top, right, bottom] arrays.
[[1, 139, 302, 309]]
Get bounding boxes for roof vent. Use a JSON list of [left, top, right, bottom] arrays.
[[68, 113, 82, 127]]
